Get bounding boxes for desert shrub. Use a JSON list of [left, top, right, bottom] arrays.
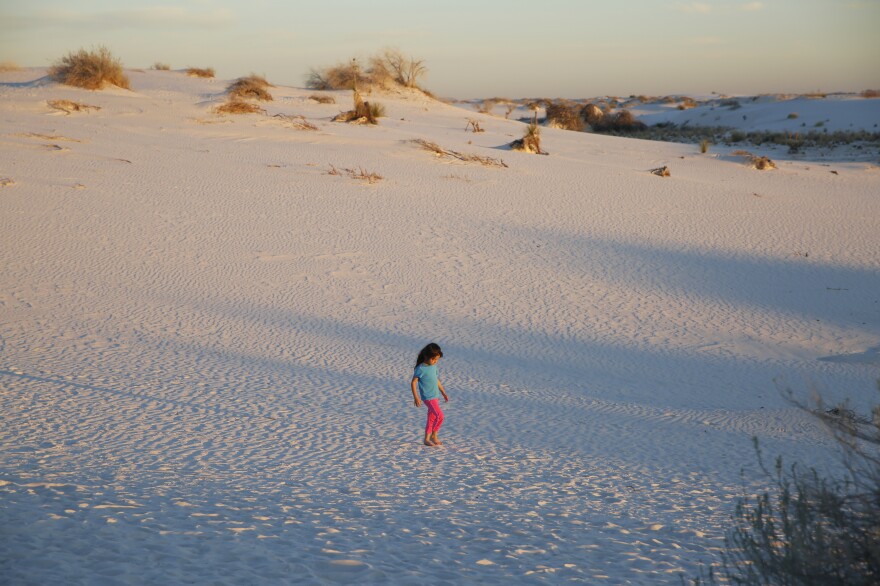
[[0, 61, 21, 72], [49, 46, 130, 90], [186, 67, 215, 78], [332, 89, 381, 124], [700, 139, 710, 153], [214, 100, 264, 115], [368, 101, 385, 118], [227, 75, 273, 101], [677, 97, 698, 110], [581, 103, 605, 127], [861, 89, 880, 98], [693, 383, 880, 586], [545, 102, 584, 131], [788, 113, 799, 119], [309, 94, 335, 104], [152, 62, 171, 70], [374, 48, 427, 89], [592, 109, 647, 133]]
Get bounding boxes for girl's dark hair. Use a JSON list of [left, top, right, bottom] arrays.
[[415, 343, 443, 367]]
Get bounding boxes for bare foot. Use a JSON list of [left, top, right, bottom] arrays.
[[430, 437, 443, 446], [423, 439, 435, 446]]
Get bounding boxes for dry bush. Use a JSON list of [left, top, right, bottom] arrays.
[[214, 100, 264, 115], [0, 61, 21, 72], [309, 94, 336, 104], [47, 99, 101, 114], [152, 62, 171, 70], [861, 89, 880, 98], [49, 46, 130, 90], [677, 97, 698, 110], [466, 119, 484, 133], [581, 104, 605, 129], [227, 75, 273, 101], [377, 48, 427, 89], [306, 60, 368, 91], [186, 67, 215, 78], [510, 117, 544, 154], [477, 98, 498, 114], [332, 89, 383, 124], [545, 102, 584, 131], [592, 109, 647, 133], [411, 139, 507, 168]]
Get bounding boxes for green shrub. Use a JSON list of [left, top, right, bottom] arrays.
[[49, 46, 130, 90]]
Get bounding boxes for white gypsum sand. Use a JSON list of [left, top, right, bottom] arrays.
[[1, 68, 879, 584]]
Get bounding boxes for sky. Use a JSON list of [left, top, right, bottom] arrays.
[[1, 0, 878, 98]]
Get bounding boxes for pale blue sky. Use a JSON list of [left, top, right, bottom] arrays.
[[2, 0, 878, 97]]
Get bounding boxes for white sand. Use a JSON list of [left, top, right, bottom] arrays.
[[1, 69, 879, 584]]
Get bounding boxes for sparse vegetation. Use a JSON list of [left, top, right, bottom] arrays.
[[692, 382, 880, 586], [227, 75, 273, 101], [788, 112, 799, 119], [733, 150, 776, 170], [411, 139, 507, 168], [186, 67, 215, 78], [213, 100, 264, 115], [700, 139, 711, 154], [466, 119, 484, 133], [650, 166, 670, 177], [152, 62, 171, 71], [49, 46, 130, 90], [591, 109, 647, 133], [47, 99, 101, 114], [861, 89, 880, 98], [271, 114, 317, 131], [0, 61, 21, 72], [677, 97, 698, 110], [327, 164, 383, 184], [581, 104, 605, 127], [309, 94, 336, 104], [307, 49, 429, 93]]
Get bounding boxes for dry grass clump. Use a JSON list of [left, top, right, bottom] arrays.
[[677, 97, 698, 110], [227, 75, 273, 101], [650, 166, 671, 177], [152, 62, 171, 71], [861, 89, 880, 98], [466, 119, 484, 133], [271, 114, 317, 131], [581, 103, 605, 127], [309, 94, 336, 104], [49, 46, 130, 90], [510, 116, 545, 154], [411, 139, 507, 168], [186, 67, 215, 78], [0, 177, 15, 187], [332, 89, 384, 124], [327, 164, 383, 184], [545, 102, 584, 131], [213, 100, 264, 115], [0, 61, 21, 72], [733, 150, 776, 170], [47, 99, 102, 114], [307, 49, 429, 93]]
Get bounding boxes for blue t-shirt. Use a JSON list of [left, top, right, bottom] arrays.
[[413, 364, 440, 401]]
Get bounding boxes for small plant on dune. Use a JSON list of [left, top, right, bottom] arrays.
[[227, 75, 273, 101], [332, 87, 383, 125], [510, 114, 545, 154], [152, 62, 171, 71], [788, 112, 799, 119], [327, 164, 383, 184], [49, 46, 130, 90], [466, 119, 484, 133], [213, 100, 264, 115], [309, 94, 336, 104], [271, 114, 318, 131], [690, 381, 880, 586], [581, 103, 605, 128], [700, 139, 711, 153], [411, 139, 507, 168], [861, 89, 880, 98], [186, 67, 215, 78], [0, 61, 21, 72], [307, 50, 430, 94]]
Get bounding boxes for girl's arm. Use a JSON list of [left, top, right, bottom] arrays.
[[411, 377, 421, 407], [438, 379, 449, 402]]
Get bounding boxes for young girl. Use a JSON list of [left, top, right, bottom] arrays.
[[411, 343, 449, 446]]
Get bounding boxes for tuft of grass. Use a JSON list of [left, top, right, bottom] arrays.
[[510, 115, 544, 154], [271, 114, 317, 131], [327, 164, 383, 184], [152, 62, 171, 71], [227, 75, 273, 101], [213, 100, 264, 115], [49, 46, 130, 90], [700, 139, 711, 153], [309, 94, 336, 104], [332, 89, 383, 124], [186, 67, 215, 78], [47, 99, 101, 114]]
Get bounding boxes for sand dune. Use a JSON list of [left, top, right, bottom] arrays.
[[1, 68, 878, 584]]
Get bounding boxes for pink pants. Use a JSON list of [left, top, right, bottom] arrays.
[[424, 398, 444, 435]]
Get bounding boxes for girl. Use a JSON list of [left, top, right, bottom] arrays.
[[411, 343, 449, 446]]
